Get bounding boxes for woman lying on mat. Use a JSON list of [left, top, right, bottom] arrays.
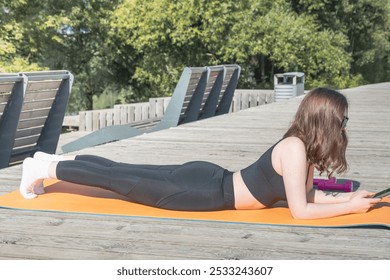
[[19, 87, 381, 219]]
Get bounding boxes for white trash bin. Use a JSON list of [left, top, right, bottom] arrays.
[[274, 72, 305, 102]]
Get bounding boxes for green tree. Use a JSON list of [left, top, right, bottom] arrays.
[[289, 0, 390, 83], [111, 0, 355, 92], [32, 0, 123, 111], [110, 0, 232, 100], [221, 0, 357, 88], [0, 0, 44, 72], [1, 0, 123, 111]]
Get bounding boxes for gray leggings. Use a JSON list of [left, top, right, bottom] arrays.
[[56, 155, 235, 211]]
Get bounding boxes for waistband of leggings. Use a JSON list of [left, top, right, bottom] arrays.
[[222, 170, 235, 210]]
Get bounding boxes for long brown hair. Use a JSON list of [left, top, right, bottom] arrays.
[[284, 87, 349, 177]]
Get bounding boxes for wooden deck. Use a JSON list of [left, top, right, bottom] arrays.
[[0, 83, 389, 260]]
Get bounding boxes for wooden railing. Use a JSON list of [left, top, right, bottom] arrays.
[[231, 89, 274, 112], [63, 89, 274, 132]]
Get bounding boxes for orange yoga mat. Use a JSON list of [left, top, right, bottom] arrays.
[[0, 179, 389, 228]]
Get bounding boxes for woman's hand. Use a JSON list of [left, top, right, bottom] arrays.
[[348, 190, 381, 214]]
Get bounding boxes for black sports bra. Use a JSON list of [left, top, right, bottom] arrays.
[[240, 141, 287, 206]]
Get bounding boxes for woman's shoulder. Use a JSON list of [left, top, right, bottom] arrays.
[[274, 137, 306, 158], [278, 136, 305, 148], [271, 137, 307, 176]]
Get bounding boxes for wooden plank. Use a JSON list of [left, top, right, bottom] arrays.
[[13, 134, 40, 148], [19, 108, 51, 120], [155, 97, 167, 117], [241, 93, 250, 109], [106, 112, 113, 127], [99, 111, 107, 129], [134, 104, 142, 121], [232, 92, 242, 112], [21, 99, 54, 111], [149, 98, 157, 118], [128, 106, 135, 123], [79, 112, 86, 131], [26, 80, 62, 91], [186, 82, 200, 92], [142, 103, 149, 120], [23, 89, 57, 101], [17, 117, 47, 130], [85, 111, 93, 131], [92, 111, 99, 131], [62, 115, 79, 127], [120, 106, 127, 124], [114, 107, 121, 125], [0, 92, 11, 103], [0, 83, 14, 93], [250, 92, 257, 107], [15, 126, 43, 138]]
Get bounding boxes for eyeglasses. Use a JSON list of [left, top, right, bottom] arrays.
[[341, 116, 349, 129]]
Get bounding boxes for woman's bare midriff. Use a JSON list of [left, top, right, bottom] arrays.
[[233, 171, 267, 210]]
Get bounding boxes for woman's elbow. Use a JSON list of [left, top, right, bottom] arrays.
[[290, 208, 310, 220]]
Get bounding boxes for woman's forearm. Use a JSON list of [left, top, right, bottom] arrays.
[[307, 189, 352, 204], [294, 190, 378, 219], [292, 201, 352, 219]]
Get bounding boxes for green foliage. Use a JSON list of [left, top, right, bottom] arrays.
[[1, 0, 389, 112], [0, 0, 45, 72], [223, 0, 355, 88], [111, 0, 359, 90], [289, 0, 390, 83], [110, 0, 236, 98], [0, 57, 45, 72]]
